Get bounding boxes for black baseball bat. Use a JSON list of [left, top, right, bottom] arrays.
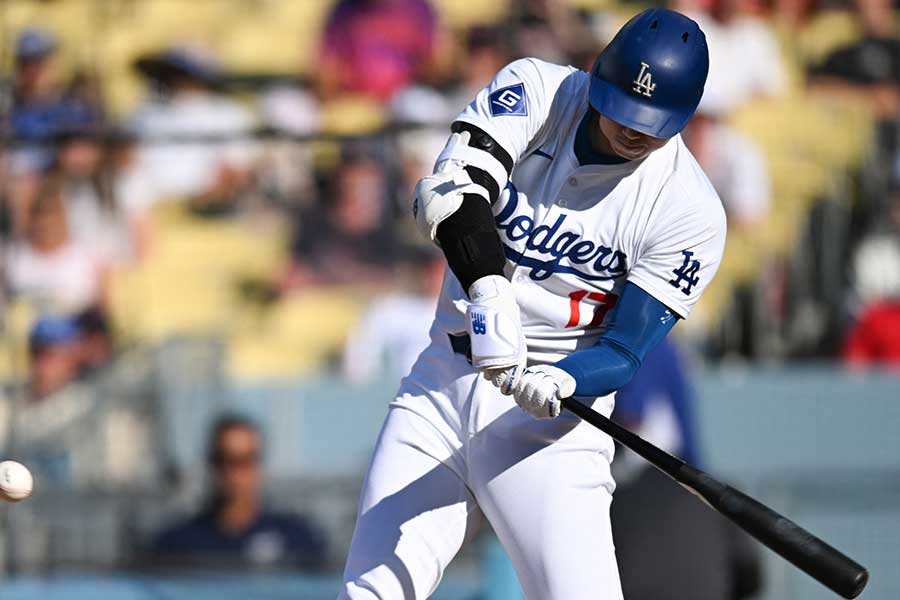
[[561, 397, 869, 599]]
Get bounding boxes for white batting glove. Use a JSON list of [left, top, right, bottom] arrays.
[[511, 365, 576, 419], [466, 275, 527, 394]]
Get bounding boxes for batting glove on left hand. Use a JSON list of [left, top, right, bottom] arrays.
[[512, 365, 576, 419], [467, 275, 527, 395]]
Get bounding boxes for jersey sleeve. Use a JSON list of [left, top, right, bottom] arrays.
[[452, 58, 576, 167], [627, 179, 727, 319]]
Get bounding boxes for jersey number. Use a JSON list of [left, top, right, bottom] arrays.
[[566, 290, 618, 328]]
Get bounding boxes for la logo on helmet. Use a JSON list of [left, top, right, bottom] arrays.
[[632, 62, 656, 97]]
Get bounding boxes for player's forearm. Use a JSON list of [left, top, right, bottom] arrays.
[[556, 282, 677, 397], [436, 196, 506, 292], [555, 338, 641, 397]]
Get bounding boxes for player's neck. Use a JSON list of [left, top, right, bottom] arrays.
[[588, 112, 618, 159], [575, 110, 627, 165]]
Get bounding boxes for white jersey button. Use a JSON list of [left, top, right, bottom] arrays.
[[558, 199, 568, 207]]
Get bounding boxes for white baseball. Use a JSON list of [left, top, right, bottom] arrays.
[[0, 461, 34, 502]]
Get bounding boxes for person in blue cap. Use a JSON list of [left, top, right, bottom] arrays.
[[8, 28, 106, 175], [9, 28, 62, 142], [28, 315, 82, 399], [340, 9, 726, 599]]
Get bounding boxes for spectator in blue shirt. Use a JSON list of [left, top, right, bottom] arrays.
[[152, 415, 327, 570], [7, 28, 105, 177], [610, 338, 761, 600], [612, 335, 700, 466]]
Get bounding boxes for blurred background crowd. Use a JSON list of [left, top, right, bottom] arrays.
[[0, 0, 898, 599]]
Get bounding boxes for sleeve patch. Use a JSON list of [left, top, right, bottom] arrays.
[[668, 250, 702, 295], [489, 83, 528, 117]]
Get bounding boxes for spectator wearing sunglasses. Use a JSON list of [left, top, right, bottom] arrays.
[[150, 415, 327, 570]]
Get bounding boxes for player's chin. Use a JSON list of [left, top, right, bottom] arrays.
[[612, 142, 650, 161]]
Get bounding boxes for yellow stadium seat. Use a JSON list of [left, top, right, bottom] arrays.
[[245, 0, 336, 75], [0, 300, 37, 383], [431, 0, 510, 27], [218, 24, 306, 75], [109, 204, 288, 343], [321, 95, 387, 135], [226, 287, 367, 379]]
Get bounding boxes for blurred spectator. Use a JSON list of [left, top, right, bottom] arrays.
[[610, 338, 761, 600], [850, 187, 900, 307], [844, 187, 900, 367], [446, 26, 512, 113], [612, 337, 701, 468], [843, 299, 900, 367], [107, 129, 159, 259], [814, 0, 899, 101], [63, 69, 107, 127], [675, 0, 787, 113], [5, 180, 108, 315], [772, 0, 817, 30], [7, 30, 105, 173], [286, 153, 399, 286], [682, 102, 772, 228], [508, 0, 593, 65], [129, 45, 258, 211], [152, 415, 327, 570], [318, 0, 446, 102], [75, 307, 113, 376], [388, 86, 453, 215], [28, 315, 83, 400], [342, 252, 444, 383], [8, 28, 64, 143], [257, 86, 321, 210], [4, 28, 67, 233], [51, 126, 133, 262], [810, 0, 899, 198]]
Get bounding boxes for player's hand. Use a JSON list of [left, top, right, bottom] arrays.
[[466, 275, 527, 394], [511, 365, 576, 419]]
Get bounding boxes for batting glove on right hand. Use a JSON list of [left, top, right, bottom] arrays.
[[511, 365, 576, 419], [466, 275, 527, 394]]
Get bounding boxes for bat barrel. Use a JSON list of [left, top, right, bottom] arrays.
[[560, 397, 869, 599], [677, 465, 869, 599]]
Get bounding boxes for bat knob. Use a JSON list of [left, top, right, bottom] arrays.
[[843, 568, 869, 599]]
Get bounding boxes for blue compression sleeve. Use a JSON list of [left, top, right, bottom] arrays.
[[555, 282, 678, 397]]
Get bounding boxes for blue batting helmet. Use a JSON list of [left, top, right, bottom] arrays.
[[589, 9, 709, 139]]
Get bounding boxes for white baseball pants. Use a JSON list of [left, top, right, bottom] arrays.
[[338, 328, 623, 600]]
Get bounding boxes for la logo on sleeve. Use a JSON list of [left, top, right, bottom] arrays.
[[489, 83, 528, 116]]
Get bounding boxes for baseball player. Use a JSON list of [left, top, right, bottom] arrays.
[[339, 9, 725, 600]]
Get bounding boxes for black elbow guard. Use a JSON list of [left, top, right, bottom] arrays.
[[436, 195, 506, 292]]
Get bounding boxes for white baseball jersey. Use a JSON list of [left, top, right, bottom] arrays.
[[434, 58, 727, 363]]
